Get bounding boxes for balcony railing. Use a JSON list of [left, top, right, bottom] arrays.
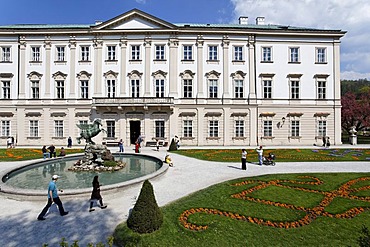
[[92, 97, 174, 107]]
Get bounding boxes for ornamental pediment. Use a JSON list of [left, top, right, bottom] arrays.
[[93, 9, 176, 30]]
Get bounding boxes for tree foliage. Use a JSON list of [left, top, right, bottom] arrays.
[[127, 180, 163, 234], [341, 91, 370, 134], [341, 78, 370, 96]]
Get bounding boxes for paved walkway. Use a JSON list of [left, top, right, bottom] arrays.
[[0, 146, 369, 246]]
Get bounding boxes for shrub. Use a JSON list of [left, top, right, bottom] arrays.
[[358, 225, 370, 247], [103, 160, 118, 167], [126, 180, 163, 234]]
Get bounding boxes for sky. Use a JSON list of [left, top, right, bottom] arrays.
[[0, 0, 369, 80]]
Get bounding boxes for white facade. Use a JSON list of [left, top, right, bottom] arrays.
[[0, 9, 345, 147]]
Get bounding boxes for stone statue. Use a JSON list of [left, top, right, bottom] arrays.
[[76, 119, 106, 144], [349, 126, 357, 136]]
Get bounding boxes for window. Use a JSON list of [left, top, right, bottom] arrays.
[[56, 80, 65, 99], [56, 46, 65, 61], [183, 45, 193, 60], [209, 79, 218, 98], [155, 45, 165, 60], [79, 120, 88, 128], [318, 80, 326, 99], [29, 120, 39, 137], [316, 48, 326, 63], [183, 120, 193, 137], [107, 45, 116, 61], [106, 121, 115, 138], [262, 47, 272, 62], [107, 79, 116, 98], [209, 120, 219, 137], [1, 120, 10, 137], [31, 46, 41, 62], [289, 47, 299, 63], [54, 120, 63, 137], [234, 79, 244, 98], [155, 120, 165, 138], [263, 120, 272, 137], [131, 79, 140, 98], [291, 120, 300, 137], [291, 80, 300, 99], [234, 46, 243, 61], [208, 45, 218, 60], [2, 81, 10, 99], [155, 79, 165, 98], [80, 80, 88, 99], [235, 120, 244, 137], [318, 120, 327, 137], [31, 80, 39, 99], [131, 45, 140, 60], [183, 79, 193, 98], [80, 46, 90, 61], [1, 47, 11, 62], [263, 80, 272, 99]]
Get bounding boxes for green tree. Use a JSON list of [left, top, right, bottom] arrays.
[[127, 180, 163, 234]]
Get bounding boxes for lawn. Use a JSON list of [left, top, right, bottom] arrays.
[[0, 148, 84, 161], [114, 173, 370, 247], [173, 148, 370, 162]]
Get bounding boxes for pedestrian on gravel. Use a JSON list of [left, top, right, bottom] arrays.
[[89, 175, 107, 212], [256, 146, 263, 166], [241, 149, 247, 170]]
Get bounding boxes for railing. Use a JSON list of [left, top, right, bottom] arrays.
[[92, 97, 174, 106]]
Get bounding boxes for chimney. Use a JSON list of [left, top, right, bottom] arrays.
[[238, 16, 248, 25], [256, 17, 265, 25]]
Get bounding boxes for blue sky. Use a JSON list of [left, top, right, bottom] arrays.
[[1, 0, 369, 80]]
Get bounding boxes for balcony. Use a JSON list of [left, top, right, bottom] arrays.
[[92, 97, 174, 108]]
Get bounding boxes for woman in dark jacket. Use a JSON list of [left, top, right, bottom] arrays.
[[89, 175, 107, 212]]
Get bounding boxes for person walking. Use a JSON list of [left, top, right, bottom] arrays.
[[256, 146, 263, 166], [67, 137, 72, 148], [241, 149, 247, 170], [42, 145, 50, 159], [89, 175, 107, 212], [156, 139, 160, 151], [118, 139, 124, 152], [37, 175, 69, 220]]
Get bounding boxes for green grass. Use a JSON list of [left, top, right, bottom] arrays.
[[114, 173, 370, 247], [173, 148, 370, 162], [0, 148, 84, 161]]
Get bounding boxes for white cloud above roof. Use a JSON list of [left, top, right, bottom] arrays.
[[230, 0, 370, 80]]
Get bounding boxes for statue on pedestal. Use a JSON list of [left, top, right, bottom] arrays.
[[76, 118, 105, 144]]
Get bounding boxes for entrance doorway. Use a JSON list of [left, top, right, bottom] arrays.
[[130, 121, 141, 144]]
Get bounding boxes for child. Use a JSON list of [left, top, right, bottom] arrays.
[[156, 139, 160, 151], [165, 154, 173, 167]]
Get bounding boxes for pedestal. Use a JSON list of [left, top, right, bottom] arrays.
[[349, 135, 357, 145]]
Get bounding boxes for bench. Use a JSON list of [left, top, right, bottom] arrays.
[[102, 141, 120, 147], [145, 140, 168, 147]]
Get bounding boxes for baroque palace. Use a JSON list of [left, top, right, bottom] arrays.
[[0, 9, 345, 147]]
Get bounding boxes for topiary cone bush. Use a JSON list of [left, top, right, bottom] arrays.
[[127, 180, 163, 234], [168, 138, 178, 151]]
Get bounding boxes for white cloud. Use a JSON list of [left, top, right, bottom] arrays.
[[134, 0, 146, 4], [230, 0, 370, 80]]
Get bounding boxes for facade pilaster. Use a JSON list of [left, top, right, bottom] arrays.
[[249, 107, 258, 146], [168, 37, 179, 97], [196, 36, 204, 98], [333, 38, 342, 144], [69, 37, 77, 98], [119, 38, 127, 96], [144, 37, 152, 97], [248, 35, 257, 102], [68, 107, 75, 139], [196, 107, 204, 145], [44, 37, 52, 98], [18, 36, 27, 99], [43, 108, 51, 143], [223, 107, 230, 145], [222, 37, 230, 98], [93, 38, 103, 96], [16, 107, 25, 143]]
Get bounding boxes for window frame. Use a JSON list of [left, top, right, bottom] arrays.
[[234, 79, 244, 98], [131, 45, 141, 60], [56, 46, 65, 62], [318, 120, 327, 137], [56, 80, 65, 99], [29, 120, 39, 137], [107, 45, 117, 61], [183, 45, 193, 60], [291, 120, 300, 137], [209, 79, 218, 98], [262, 46, 272, 62], [263, 120, 273, 137], [235, 120, 244, 137], [317, 79, 327, 99], [80, 45, 90, 61], [2, 80, 10, 99], [209, 120, 219, 137], [183, 120, 193, 138], [106, 120, 116, 138], [106, 79, 116, 98], [208, 45, 218, 61], [1, 46, 11, 62], [155, 79, 165, 98], [31, 80, 40, 99], [233, 46, 243, 61], [290, 79, 300, 99], [263, 79, 272, 99], [54, 120, 64, 137], [155, 120, 165, 138], [1, 120, 10, 137], [31, 46, 41, 62], [80, 80, 89, 99], [183, 79, 193, 98], [289, 47, 300, 63], [316, 47, 327, 63], [155, 45, 165, 60]]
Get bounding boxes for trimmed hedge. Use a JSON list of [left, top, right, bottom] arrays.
[[126, 180, 163, 234]]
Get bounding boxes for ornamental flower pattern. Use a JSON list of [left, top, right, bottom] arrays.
[[179, 176, 370, 231]]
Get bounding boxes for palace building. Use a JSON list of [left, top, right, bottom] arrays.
[[0, 9, 345, 147]]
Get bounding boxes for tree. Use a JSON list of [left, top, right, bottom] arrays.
[[341, 91, 370, 134], [126, 180, 163, 234]]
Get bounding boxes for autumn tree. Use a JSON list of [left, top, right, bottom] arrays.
[[341, 91, 370, 134]]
